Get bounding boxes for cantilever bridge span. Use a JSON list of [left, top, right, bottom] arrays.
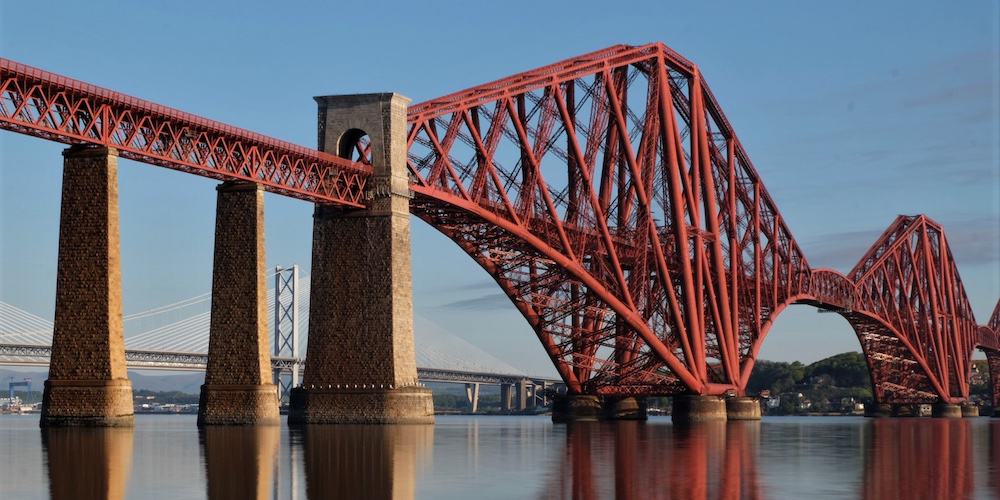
[[1, 42, 998, 420]]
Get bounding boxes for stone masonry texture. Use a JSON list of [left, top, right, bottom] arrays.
[[290, 93, 433, 424], [199, 181, 279, 425], [41, 145, 133, 427]]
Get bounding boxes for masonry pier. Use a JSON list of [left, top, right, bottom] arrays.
[[671, 395, 727, 424], [289, 93, 433, 424], [931, 403, 962, 418], [198, 181, 279, 425], [41, 146, 133, 427], [725, 397, 762, 420]]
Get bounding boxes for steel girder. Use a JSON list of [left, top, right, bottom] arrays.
[[0, 58, 371, 206], [404, 43, 809, 395], [1, 45, 995, 401]]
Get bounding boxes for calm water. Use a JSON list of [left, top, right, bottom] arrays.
[[0, 414, 997, 499]]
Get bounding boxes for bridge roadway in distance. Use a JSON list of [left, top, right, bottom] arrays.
[[0, 343, 560, 386]]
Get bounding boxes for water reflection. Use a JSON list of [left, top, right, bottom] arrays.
[[298, 424, 434, 500], [23, 416, 996, 499], [200, 425, 279, 500], [992, 422, 1000, 500], [545, 421, 763, 499], [42, 426, 134, 500], [863, 419, 973, 500]]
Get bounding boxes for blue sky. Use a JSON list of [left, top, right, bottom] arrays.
[[1, 1, 997, 375]]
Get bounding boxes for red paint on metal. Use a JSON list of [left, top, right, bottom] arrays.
[[2, 44, 997, 403]]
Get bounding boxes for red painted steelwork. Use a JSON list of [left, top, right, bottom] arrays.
[[1, 45, 996, 404], [0, 58, 371, 207], [405, 42, 810, 396]]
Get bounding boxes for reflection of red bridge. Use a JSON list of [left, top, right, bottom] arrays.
[[1, 42, 997, 425]]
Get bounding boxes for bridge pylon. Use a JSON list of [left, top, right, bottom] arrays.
[[41, 145, 133, 427], [289, 93, 433, 424]]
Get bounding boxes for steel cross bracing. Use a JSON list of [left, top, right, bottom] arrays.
[[2, 43, 998, 404], [0, 58, 371, 207]]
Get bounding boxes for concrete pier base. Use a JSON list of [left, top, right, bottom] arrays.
[[288, 386, 434, 424], [960, 404, 979, 418], [41, 146, 133, 427], [550, 395, 602, 423], [671, 396, 727, 424], [725, 397, 762, 420], [601, 397, 648, 421], [931, 403, 962, 418]]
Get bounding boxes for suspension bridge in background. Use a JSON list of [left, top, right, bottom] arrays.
[[0, 41, 998, 426]]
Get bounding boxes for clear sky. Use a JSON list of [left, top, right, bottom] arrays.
[[1, 1, 998, 376]]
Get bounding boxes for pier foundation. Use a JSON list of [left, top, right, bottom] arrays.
[[725, 397, 762, 420], [960, 404, 979, 418], [602, 397, 648, 421], [41, 146, 133, 427], [931, 403, 962, 418], [550, 395, 602, 422], [289, 93, 432, 424], [198, 181, 279, 426], [671, 395, 727, 424]]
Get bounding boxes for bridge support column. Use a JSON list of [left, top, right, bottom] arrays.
[[465, 383, 480, 413], [516, 379, 530, 411], [671, 395, 727, 424], [891, 403, 925, 418], [500, 384, 514, 411], [551, 395, 601, 423], [289, 93, 432, 425], [725, 397, 762, 420], [931, 403, 962, 418], [601, 397, 648, 421], [198, 181, 278, 426], [960, 404, 979, 418], [41, 145, 133, 427]]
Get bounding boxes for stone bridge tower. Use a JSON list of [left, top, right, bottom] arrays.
[[289, 93, 434, 424]]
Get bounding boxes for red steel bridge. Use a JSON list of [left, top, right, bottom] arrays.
[[2, 42, 998, 408]]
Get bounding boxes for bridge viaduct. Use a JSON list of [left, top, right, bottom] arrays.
[[1, 42, 998, 426]]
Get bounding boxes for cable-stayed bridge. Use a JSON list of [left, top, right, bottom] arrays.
[[0, 268, 560, 410]]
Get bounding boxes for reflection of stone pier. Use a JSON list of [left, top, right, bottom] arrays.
[[42, 427, 134, 500], [302, 425, 434, 499], [200, 426, 279, 500]]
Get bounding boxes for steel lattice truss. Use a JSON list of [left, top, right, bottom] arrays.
[[0, 58, 371, 206], [405, 43, 810, 395], [843, 216, 980, 403], [1, 44, 997, 403]]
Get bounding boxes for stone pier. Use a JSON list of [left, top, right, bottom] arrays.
[[288, 93, 433, 425], [960, 404, 979, 418], [550, 395, 602, 422], [671, 395, 727, 424], [41, 146, 133, 427], [601, 396, 648, 421], [931, 403, 962, 418], [725, 397, 762, 420], [198, 181, 278, 425]]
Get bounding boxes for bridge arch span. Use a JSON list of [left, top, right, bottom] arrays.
[[738, 269, 946, 405]]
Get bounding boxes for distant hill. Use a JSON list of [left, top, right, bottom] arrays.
[[0, 369, 204, 394]]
